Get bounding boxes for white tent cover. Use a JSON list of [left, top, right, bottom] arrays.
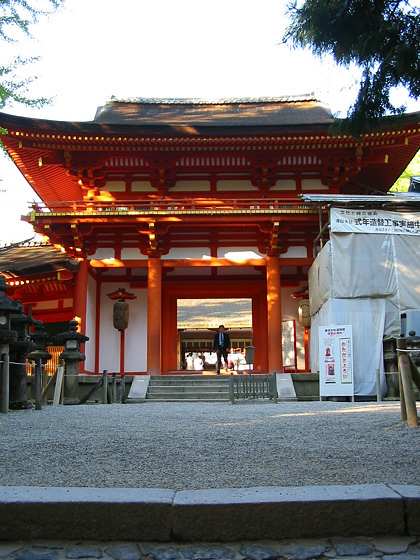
[[308, 220, 420, 395]]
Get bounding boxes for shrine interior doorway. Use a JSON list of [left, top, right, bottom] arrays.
[[162, 280, 268, 374], [177, 298, 252, 372]]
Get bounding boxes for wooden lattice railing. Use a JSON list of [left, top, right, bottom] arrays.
[[30, 198, 316, 215], [229, 373, 278, 403]]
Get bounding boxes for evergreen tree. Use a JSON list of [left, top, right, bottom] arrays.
[[1, 0, 64, 110], [284, 0, 420, 135]]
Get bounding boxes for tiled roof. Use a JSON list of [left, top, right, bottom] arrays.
[[94, 96, 334, 127], [108, 95, 317, 104], [0, 243, 79, 277]]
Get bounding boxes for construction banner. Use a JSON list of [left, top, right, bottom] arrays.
[[330, 208, 420, 235]]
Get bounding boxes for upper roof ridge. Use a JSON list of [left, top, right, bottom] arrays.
[[108, 94, 318, 105]]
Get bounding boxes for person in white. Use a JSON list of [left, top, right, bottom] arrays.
[[194, 354, 204, 371], [186, 353, 194, 370]]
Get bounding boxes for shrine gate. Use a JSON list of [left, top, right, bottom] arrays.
[[1, 97, 419, 375]]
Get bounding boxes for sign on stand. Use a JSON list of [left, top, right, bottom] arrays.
[[282, 320, 296, 371], [319, 325, 354, 397]]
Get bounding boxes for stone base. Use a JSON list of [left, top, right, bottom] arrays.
[[9, 401, 34, 410], [0, 484, 418, 542]]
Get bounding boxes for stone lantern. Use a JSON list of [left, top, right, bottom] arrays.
[[58, 320, 89, 404], [0, 276, 21, 413], [9, 309, 36, 409], [0, 276, 20, 350], [27, 319, 52, 365], [27, 319, 52, 405]]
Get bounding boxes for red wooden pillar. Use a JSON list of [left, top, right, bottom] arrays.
[[304, 328, 310, 372], [266, 255, 283, 373], [73, 258, 88, 335], [94, 277, 101, 374], [72, 258, 88, 373], [147, 256, 162, 375]]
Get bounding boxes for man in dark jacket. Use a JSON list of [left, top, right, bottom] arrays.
[[213, 324, 231, 374]]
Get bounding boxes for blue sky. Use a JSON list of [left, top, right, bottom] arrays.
[[1, 0, 419, 244]]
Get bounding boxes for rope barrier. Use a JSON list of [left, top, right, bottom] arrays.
[[0, 360, 33, 366]]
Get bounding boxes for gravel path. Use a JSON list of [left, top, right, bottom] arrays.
[[0, 401, 419, 490]]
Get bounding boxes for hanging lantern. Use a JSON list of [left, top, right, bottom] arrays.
[[298, 298, 311, 329], [107, 288, 137, 331], [113, 300, 129, 331]]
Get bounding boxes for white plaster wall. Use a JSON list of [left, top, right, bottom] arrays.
[[33, 301, 59, 310], [281, 285, 307, 371], [280, 246, 308, 258], [271, 179, 296, 191], [99, 283, 147, 373], [89, 248, 115, 260], [85, 273, 97, 373], [131, 181, 157, 192], [103, 181, 126, 192], [301, 179, 328, 190], [163, 248, 211, 259], [217, 247, 265, 259], [217, 180, 258, 191], [124, 289, 148, 373], [170, 180, 210, 192], [121, 248, 146, 259]]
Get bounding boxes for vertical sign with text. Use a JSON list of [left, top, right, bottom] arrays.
[[319, 325, 354, 397]]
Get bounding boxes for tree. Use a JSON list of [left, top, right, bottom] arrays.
[[390, 149, 420, 192], [283, 0, 420, 135], [1, 0, 64, 110]]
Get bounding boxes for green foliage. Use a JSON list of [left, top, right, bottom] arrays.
[[284, 0, 420, 135], [0, 0, 64, 110], [390, 149, 420, 192]]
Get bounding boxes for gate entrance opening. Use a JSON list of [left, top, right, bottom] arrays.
[[177, 298, 252, 372]]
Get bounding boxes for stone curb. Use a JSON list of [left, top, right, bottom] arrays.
[[0, 484, 419, 542]]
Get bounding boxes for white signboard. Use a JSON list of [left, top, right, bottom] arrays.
[[282, 320, 296, 368], [331, 208, 420, 235], [319, 325, 354, 397]]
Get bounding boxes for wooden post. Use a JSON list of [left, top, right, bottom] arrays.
[[42, 363, 48, 396], [229, 373, 234, 404], [272, 372, 278, 403], [42, 368, 58, 404], [397, 338, 418, 427], [1, 353, 9, 414], [102, 370, 108, 404], [53, 366, 65, 406], [408, 355, 420, 391], [120, 331, 125, 376], [35, 359, 42, 410], [376, 369, 382, 402], [119, 375, 125, 403], [112, 372, 117, 403], [398, 368, 407, 422]]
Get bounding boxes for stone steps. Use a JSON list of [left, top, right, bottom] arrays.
[[146, 374, 230, 402]]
